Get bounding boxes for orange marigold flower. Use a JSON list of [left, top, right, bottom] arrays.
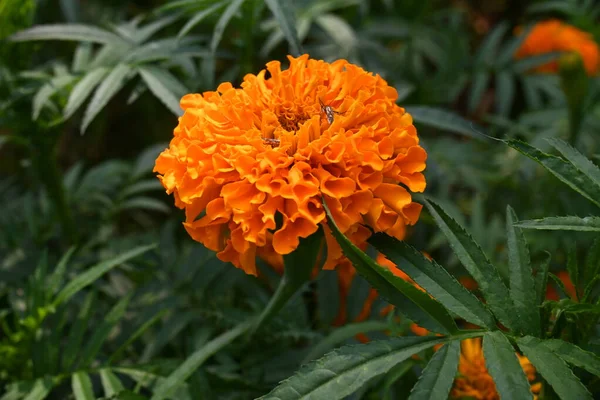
[[154, 55, 426, 275], [514, 19, 600, 76], [451, 338, 541, 400]]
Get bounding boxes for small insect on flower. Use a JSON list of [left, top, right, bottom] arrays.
[[261, 137, 280, 147], [319, 98, 342, 124]]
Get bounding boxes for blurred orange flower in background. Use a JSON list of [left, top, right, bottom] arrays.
[[451, 338, 540, 400], [514, 19, 600, 75], [154, 54, 426, 275]]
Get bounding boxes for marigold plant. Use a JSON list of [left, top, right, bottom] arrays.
[[154, 55, 426, 275], [451, 338, 540, 400], [514, 19, 600, 76]]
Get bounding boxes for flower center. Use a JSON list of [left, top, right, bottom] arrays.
[[277, 112, 309, 132]]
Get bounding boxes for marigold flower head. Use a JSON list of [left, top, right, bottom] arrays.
[[154, 55, 426, 275], [514, 19, 600, 76], [451, 338, 540, 400]]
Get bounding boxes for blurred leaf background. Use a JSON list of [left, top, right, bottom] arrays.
[[1, 0, 600, 399]]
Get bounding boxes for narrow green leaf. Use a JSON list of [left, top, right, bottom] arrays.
[[483, 332, 533, 400], [53, 244, 154, 307], [468, 71, 490, 114], [121, 180, 164, 198], [495, 71, 515, 117], [548, 273, 572, 300], [548, 138, 600, 188], [515, 216, 600, 231], [119, 196, 170, 213], [211, 0, 245, 53], [505, 139, 600, 208], [10, 24, 125, 44], [513, 52, 563, 73], [259, 334, 480, 400], [33, 75, 76, 120], [497, 24, 533, 65], [48, 246, 77, 295], [584, 237, 600, 287], [517, 336, 592, 400], [72, 372, 94, 400], [150, 320, 251, 400], [138, 66, 184, 116], [424, 199, 515, 331], [382, 360, 415, 400], [72, 43, 93, 72], [369, 234, 495, 329], [109, 309, 167, 364], [64, 67, 109, 120], [23, 377, 53, 400], [566, 245, 579, 299], [474, 22, 509, 66], [506, 206, 540, 336], [81, 63, 133, 133], [265, 0, 302, 56], [177, 1, 228, 40], [100, 369, 124, 397], [134, 14, 181, 43], [535, 253, 551, 305], [303, 320, 394, 363], [541, 339, 600, 376], [406, 106, 485, 140], [324, 200, 458, 334], [62, 290, 96, 370], [79, 295, 131, 368], [408, 341, 460, 400]]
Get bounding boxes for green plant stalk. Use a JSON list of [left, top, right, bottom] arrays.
[[249, 226, 324, 336], [32, 130, 78, 244]]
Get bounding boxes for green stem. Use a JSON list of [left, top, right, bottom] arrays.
[[33, 129, 78, 244]]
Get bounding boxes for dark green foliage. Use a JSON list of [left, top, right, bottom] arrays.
[[2, 0, 600, 399]]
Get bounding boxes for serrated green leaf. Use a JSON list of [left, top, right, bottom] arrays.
[[369, 234, 495, 329], [515, 216, 600, 231], [506, 206, 539, 336], [72, 372, 94, 400], [53, 244, 155, 307], [259, 334, 479, 400], [79, 295, 131, 368], [211, 0, 245, 53], [178, 1, 228, 40], [100, 369, 124, 397], [406, 106, 485, 140], [138, 66, 184, 116], [548, 138, 600, 188], [408, 341, 460, 400], [134, 14, 181, 44], [303, 320, 394, 363], [517, 336, 592, 400], [566, 245, 579, 299], [10, 24, 125, 44], [324, 200, 458, 335], [483, 332, 533, 400], [541, 339, 600, 376], [495, 71, 515, 117], [505, 139, 600, 208], [81, 63, 133, 133], [424, 198, 515, 331], [64, 67, 109, 120], [150, 320, 251, 400], [265, 0, 301, 56]]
